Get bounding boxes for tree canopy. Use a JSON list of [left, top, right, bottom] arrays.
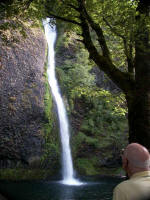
[[46, 0, 150, 147], [45, 0, 149, 92]]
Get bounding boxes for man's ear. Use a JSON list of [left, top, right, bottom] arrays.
[[122, 157, 128, 170]]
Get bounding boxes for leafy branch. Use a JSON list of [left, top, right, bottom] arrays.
[[103, 17, 134, 73]]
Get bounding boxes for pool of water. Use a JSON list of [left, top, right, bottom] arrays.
[[0, 176, 124, 200]]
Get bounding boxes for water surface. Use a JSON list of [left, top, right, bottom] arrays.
[[0, 176, 123, 200]]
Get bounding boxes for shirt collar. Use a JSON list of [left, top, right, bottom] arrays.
[[131, 171, 150, 179]]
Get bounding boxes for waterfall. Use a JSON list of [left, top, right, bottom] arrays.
[[43, 18, 81, 185]]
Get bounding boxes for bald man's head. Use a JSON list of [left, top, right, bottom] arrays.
[[123, 143, 150, 169]]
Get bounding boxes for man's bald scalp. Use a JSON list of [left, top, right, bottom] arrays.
[[124, 143, 150, 168]]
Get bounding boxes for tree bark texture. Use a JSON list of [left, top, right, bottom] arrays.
[[127, 89, 150, 149], [127, 0, 150, 148]]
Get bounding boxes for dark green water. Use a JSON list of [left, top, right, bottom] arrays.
[[0, 176, 123, 200]]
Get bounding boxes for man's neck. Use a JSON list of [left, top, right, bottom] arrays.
[[129, 168, 150, 178]]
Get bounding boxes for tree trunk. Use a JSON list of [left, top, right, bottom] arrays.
[[126, 87, 150, 149], [129, 56, 150, 149], [127, 0, 150, 148]]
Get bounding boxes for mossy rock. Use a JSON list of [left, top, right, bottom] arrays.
[[0, 169, 53, 180], [75, 158, 99, 175]]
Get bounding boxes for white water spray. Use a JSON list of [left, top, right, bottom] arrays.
[[43, 18, 82, 185]]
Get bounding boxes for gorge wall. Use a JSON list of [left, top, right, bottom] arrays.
[[0, 21, 128, 179], [0, 22, 60, 179]]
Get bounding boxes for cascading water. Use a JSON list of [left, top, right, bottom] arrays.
[[43, 18, 81, 185]]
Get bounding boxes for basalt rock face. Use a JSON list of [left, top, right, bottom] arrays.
[[0, 25, 47, 168]]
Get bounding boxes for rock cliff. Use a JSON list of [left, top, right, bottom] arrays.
[[0, 21, 128, 179], [0, 23, 60, 179]]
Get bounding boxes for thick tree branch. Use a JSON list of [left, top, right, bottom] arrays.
[[134, 0, 150, 84], [103, 17, 125, 39], [129, 39, 134, 66], [24, 0, 34, 9], [48, 13, 81, 26], [77, 0, 135, 93], [78, 1, 110, 60], [75, 39, 83, 43], [66, 4, 79, 12], [60, 0, 79, 11], [103, 17, 134, 73], [136, 0, 150, 15], [124, 38, 134, 74]]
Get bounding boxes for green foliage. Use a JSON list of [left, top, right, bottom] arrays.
[[0, 169, 52, 180], [76, 87, 127, 142], [43, 61, 53, 135], [71, 87, 127, 117], [43, 78, 52, 123], [0, 0, 47, 43], [0, 0, 47, 20], [71, 87, 128, 151], [56, 45, 95, 94], [74, 132, 100, 150], [76, 158, 99, 175], [41, 60, 60, 168], [55, 29, 128, 174]]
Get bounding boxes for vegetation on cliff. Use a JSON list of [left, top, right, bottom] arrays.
[[55, 30, 128, 174]]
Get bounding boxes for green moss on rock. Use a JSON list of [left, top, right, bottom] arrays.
[[75, 158, 99, 175], [41, 57, 60, 172], [75, 158, 125, 176], [0, 169, 52, 180]]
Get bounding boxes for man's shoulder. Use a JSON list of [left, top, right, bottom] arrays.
[[113, 180, 130, 200], [114, 177, 150, 200], [116, 179, 131, 188], [114, 179, 133, 192]]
